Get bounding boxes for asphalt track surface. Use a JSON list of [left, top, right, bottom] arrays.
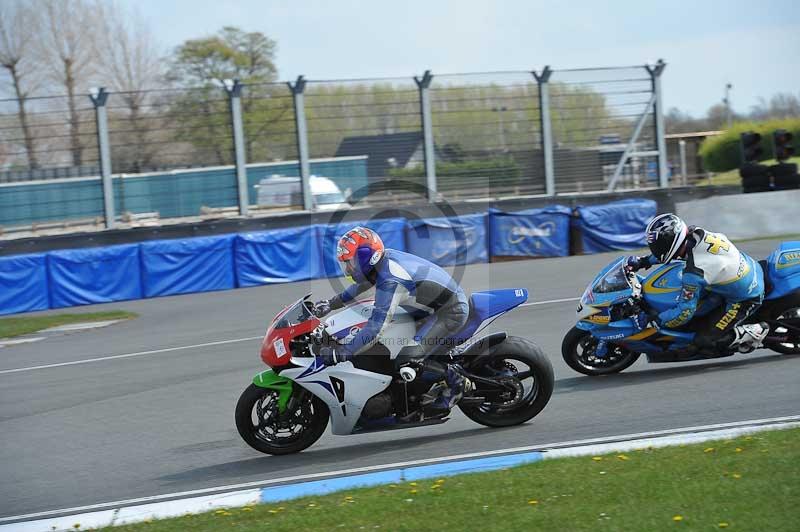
[[1, 238, 798, 518]]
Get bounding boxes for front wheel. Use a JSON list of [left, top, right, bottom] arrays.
[[459, 336, 554, 427], [235, 383, 329, 455], [562, 326, 641, 376]]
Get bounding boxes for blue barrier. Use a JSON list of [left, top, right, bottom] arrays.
[[576, 199, 657, 253], [0, 253, 49, 315], [407, 214, 488, 266], [235, 226, 324, 287], [0, 203, 662, 315], [488, 206, 571, 258], [319, 218, 408, 277], [48, 244, 142, 308], [140, 235, 235, 297]]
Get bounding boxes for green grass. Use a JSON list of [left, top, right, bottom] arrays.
[[102, 427, 800, 532], [0, 310, 137, 339], [700, 156, 800, 186]]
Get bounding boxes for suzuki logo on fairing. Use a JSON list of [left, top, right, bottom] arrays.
[[507, 222, 556, 245]]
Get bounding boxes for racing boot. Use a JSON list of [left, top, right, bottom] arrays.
[[729, 322, 768, 353], [423, 364, 473, 414]]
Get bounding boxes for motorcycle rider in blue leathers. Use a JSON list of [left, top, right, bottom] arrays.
[[312, 226, 471, 412], [626, 213, 768, 352]]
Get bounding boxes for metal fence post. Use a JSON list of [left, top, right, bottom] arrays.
[[89, 87, 115, 229], [224, 79, 249, 216], [679, 139, 688, 186], [414, 70, 437, 202], [288, 76, 313, 211], [533, 67, 555, 196], [647, 59, 669, 188]]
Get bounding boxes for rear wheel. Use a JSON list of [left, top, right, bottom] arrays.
[[235, 383, 329, 455], [561, 326, 641, 376], [764, 306, 800, 355], [459, 336, 554, 427]]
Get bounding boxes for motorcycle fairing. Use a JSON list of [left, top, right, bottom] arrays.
[[252, 369, 293, 413], [577, 259, 699, 354], [281, 357, 391, 435], [452, 288, 528, 342], [323, 300, 419, 359], [765, 241, 800, 300]]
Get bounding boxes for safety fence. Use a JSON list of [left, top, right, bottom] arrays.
[[0, 198, 656, 316], [0, 64, 667, 231]]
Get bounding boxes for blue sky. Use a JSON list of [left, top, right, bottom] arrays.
[[122, 0, 800, 117]]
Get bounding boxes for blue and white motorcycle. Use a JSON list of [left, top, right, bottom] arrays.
[[236, 288, 554, 455], [562, 242, 800, 376]]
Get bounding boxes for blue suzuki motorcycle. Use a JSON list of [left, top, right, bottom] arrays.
[[562, 242, 800, 376]]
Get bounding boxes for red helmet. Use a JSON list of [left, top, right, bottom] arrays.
[[336, 226, 385, 281]]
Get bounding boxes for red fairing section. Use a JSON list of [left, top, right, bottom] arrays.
[[261, 317, 319, 367]]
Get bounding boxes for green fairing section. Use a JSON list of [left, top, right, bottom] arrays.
[[252, 370, 293, 413]]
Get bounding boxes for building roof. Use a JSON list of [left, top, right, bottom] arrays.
[[664, 130, 722, 140], [335, 131, 423, 177]]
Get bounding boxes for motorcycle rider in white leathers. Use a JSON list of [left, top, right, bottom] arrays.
[[626, 213, 768, 352]]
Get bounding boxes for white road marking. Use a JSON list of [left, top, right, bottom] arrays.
[[3, 414, 798, 525], [520, 296, 580, 307], [0, 337, 45, 348], [0, 336, 263, 376], [0, 295, 577, 375], [42, 320, 124, 332]]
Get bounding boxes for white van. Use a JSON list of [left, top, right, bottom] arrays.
[[255, 175, 348, 211]]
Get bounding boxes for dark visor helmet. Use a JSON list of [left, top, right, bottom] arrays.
[[646, 213, 688, 263]]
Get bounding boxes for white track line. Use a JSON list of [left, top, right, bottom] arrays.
[[0, 296, 578, 375], [0, 337, 45, 348], [0, 336, 263, 376], [3, 414, 798, 524], [520, 296, 579, 307]]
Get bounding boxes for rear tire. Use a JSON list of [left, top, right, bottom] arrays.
[[459, 336, 554, 427], [562, 326, 641, 376], [761, 292, 800, 355], [235, 383, 329, 455]]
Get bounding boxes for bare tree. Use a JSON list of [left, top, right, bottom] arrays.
[[95, 1, 164, 172], [0, 1, 42, 168], [36, 0, 98, 167]]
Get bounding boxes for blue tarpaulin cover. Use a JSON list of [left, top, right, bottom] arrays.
[[488, 205, 572, 257], [576, 199, 657, 253], [48, 244, 142, 308], [141, 235, 234, 297], [319, 217, 408, 277], [406, 214, 488, 266], [0, 253, 49, 315], [235, 226, 323, 287]]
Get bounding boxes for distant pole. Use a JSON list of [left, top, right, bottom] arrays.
[[414, 70, 436, 202], [89, 87, 115, 229], [533, 66, 555, 196], [646, 59, 669, 188], [224, 79, 249, 216], [723, 83, 733, 129], [288, 76, 313, 211], [679, 139, 688, 186]]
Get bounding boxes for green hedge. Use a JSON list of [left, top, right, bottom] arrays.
[[700, 118, 800, 172]]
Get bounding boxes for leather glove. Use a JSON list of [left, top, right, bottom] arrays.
[[312, 299, 331, 318], [624, 255, 646, 273], [311, 344, 350, 366]]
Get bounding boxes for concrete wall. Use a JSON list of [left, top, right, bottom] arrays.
[[676, 189, 800, 240]]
